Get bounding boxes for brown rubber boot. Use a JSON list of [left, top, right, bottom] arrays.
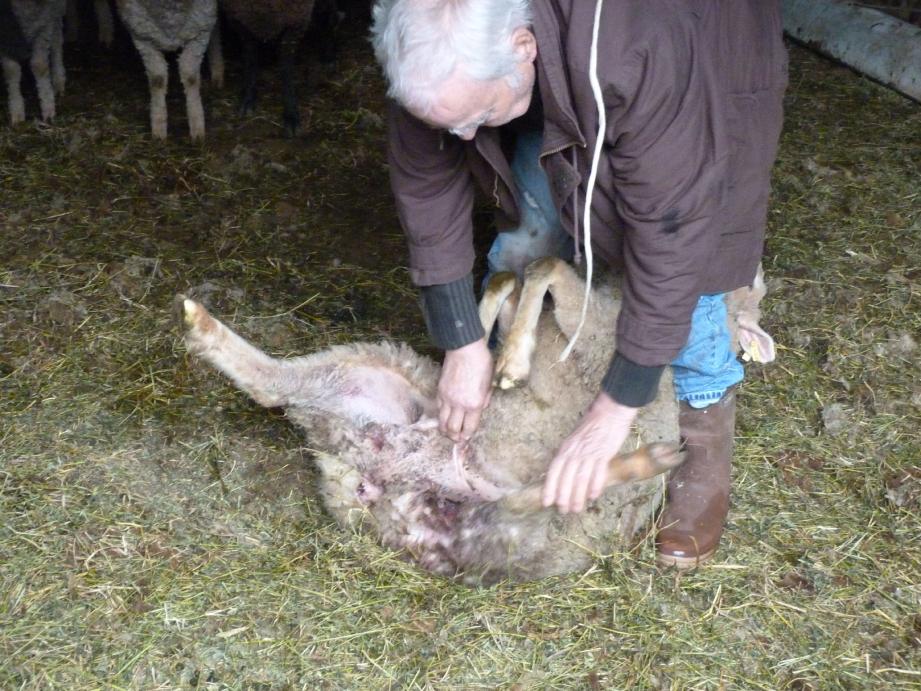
[[656, 387, 737, 570]]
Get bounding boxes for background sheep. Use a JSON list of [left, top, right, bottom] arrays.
[[1, 0, 66, 125], [64, 0, 114, 46], [221, 0, 338, 137], [114, 0, 218, 140]]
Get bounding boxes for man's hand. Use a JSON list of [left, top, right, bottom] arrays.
[[438, 337, 494, 442], [542, 392, 639, 513]]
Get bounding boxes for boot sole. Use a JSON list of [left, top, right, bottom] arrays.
[[656, 547, 717, 571]]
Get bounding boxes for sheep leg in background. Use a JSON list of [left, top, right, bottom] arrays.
[[64, 0, 79, 42], [51, 14, 65, 94], [132, 39, 168, 138], [279, 25, 305, 137], [177, 36, 208, 140], [94, 0, 113, 46], [30, 24, 56, 121], [238, 28, 258, 117], [207, 17, 223, 88], [478, 272, 518, 343], [1, 57, 25, 124], [311, 0, 339, 66], [493, 257, 579, 389]]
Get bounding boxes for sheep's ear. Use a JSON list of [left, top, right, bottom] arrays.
[[738, 318, 776, 363]]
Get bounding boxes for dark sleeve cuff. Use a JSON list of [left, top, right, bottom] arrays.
[[420, 274, 485, 351], [601, 351, 666, 408]]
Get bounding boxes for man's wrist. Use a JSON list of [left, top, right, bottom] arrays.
[[420, 274, 485, 350], [600, 352, 665, 408]]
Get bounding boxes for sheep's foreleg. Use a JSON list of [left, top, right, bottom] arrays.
[[178, 38, 208, 140], [133, 40, 168, 139], [478, 272, 518, 343], [2, 57, 24, 125], [493, 257, 577, 389]]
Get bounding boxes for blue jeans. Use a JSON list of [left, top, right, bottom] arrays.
[[671, 294, 744, 408], [486, 132, 742, 407], [485, 130, 572, 282]]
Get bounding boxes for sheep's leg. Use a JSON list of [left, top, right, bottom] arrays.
[[65, 0, 80, 42], [477, 272, 518, 342], [183, 299, 298, 408], [493, 257, 579, 389], [133, 40, 168, 139], [279, 26, 305, 137], [207, 19, 224, 88], [178, 38, 208, 141], [30, 26, 56, 121], [2, 57, 25, 125], [500, 442, 682, 513], [51, 16, 65, 95], [94, 0, 114, 47], [237, 29, 258, 117], [312, 0, 340, 66]]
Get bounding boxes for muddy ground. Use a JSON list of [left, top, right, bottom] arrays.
[[1, 14, 920, 691]]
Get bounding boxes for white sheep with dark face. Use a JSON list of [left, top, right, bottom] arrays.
[[181, 258, 772, 585], [115, 0, 219, 139], [2, 0, 67, 125]]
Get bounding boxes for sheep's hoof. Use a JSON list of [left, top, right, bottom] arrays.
[[283, 112, 300, 138], [182, 298, 214, 333], [494, 373, 522, 390]]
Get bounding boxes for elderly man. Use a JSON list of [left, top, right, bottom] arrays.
[[371, 0, 787, 569]]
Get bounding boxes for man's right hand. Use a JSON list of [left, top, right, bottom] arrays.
[[437, 337, 493, 442]]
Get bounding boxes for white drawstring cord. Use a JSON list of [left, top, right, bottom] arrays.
[[559, 0, 605, 362]]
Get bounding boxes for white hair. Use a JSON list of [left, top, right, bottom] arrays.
[[371, 0, 532, 114]]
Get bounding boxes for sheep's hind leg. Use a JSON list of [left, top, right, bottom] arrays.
[[207, 19, 224, 88], [94, 0, 114, 47], [51, 16, 65, 94], [182, 298, 294, 408], [279, 26, 305, 137], [493, 257, 580, 389], [501, 442, 683, 514]]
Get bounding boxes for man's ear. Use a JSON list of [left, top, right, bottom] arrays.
[[511, 27, 537, 63]]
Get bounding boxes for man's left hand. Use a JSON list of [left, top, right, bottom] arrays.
[[542, 392, 640, 513]]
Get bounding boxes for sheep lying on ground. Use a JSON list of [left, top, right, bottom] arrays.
[[115, 0, 218, 140], [182, 259, 774, 584], [2, 0, 66, 125], [182, 258, 688, 584], [221, 0, 336, 137]]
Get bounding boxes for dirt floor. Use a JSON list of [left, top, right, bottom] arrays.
[[1, 12, 920, 691]]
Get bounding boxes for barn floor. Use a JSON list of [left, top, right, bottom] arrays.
[[1, 16, 920, 690]]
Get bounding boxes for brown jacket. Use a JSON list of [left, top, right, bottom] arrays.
[[387, 0, 787, 367]]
